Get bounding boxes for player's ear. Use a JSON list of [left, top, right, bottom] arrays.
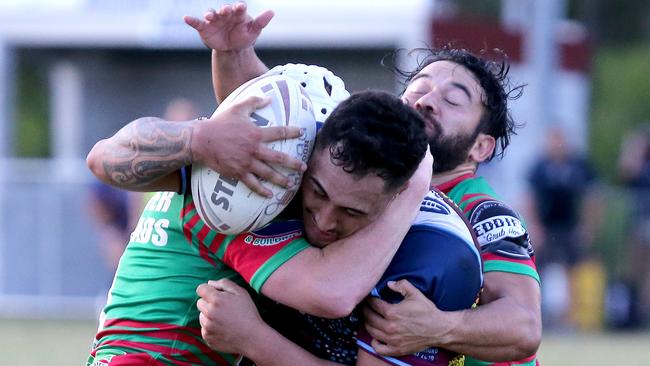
[[469, 133, 495, 163], [395, 181, 410, 196]]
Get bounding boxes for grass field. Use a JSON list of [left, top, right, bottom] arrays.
[[3, 318, 650, 365]]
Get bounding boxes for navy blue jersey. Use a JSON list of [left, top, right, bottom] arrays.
[[258, 189, 483, 365]]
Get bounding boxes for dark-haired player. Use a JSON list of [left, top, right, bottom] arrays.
[[85, 90, 432, 365], [186, 3, 541, 365]]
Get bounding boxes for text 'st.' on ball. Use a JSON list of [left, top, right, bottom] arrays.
[[191, 74, 317, 234]]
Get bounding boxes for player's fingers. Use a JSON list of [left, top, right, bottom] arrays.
[[371, 338, 400, 356], [196, 283, 219, 302], [199, 311, 213, 331], [207, 278, 244, 295], [387, 279, 420, 299], [260, 125, 303, 142], [196, 298, 211, 315], [249, 160, 292, 189], [251, 10, 275, 32], [362, 305, 387, 330], [217, 4, 233, 17], [234, 95, 272, 116], [183, 16, 203, 31], [233, 1, 247, 14], [239, 172, 273, 198], [365, 324, 387, 343], [365, 296, 392, 317], [202, 8, 218, 22], [256, 144, 307, 172]]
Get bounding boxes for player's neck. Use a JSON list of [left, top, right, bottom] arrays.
[[430, 162, 477, 187]]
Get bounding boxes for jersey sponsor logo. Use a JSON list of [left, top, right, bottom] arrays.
[[243, 230, 302, 246], [470, 200, 526, 246], [473, 214, 525, 245]]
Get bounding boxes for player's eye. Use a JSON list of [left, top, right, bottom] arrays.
[[345, 208, 365, 217], [313, 186, 326, 198], [445, 98, 460, 106]]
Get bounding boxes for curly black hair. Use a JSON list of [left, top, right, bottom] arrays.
[[315, 90, 428, 192], [384, 46, 525, 161]]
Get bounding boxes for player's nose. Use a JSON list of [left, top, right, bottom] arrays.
[[313, 205, 337, 233], [414, 91, 440, 114]]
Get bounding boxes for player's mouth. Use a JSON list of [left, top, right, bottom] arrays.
[[304, 214, 337, 247], [424, 116, 442, 139], [416, 109, 440, 138]]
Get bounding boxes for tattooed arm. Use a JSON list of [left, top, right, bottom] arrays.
[[87, 96, 306, 195]]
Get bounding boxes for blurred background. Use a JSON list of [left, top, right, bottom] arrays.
[[0, 0, 649, 364]]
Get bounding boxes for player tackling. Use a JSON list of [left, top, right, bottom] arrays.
[[186, 3, 542, 366], [85, 89, 432, 364]]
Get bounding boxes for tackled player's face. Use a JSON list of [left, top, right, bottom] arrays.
[[300, 147, 395, 248], [402, 61, 485, 173]]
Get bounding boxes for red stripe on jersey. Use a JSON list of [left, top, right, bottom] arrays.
[[435, 173, 475, 193], [199, 240, 217, 266], [461, 194, 493, 215], [482, 252, 537, 269], [181, 201, 196, 219], [182, 214, 218, 266], [96, 328, 223, 364], [96, 339, 202, 364], [92, 352, 157, 365], [461, 193, 488, 201], [96, 338, 230, 366], [222, 230, 303, 282], [183, 213, 201, 245], [102, 318, 201, 337], [197, 224, 211, 243], [209, 233, 227, 254], [479, 354, 538, 366]]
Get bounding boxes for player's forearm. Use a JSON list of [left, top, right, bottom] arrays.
[[263, 190, 423, 318], [244, 322, 342, 366], [434, 295, 541, 361], [87, 117, 192, 191], [212, 48, 269, 102]]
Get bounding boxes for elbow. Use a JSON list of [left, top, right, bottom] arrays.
[[309, 293, 358, 319], [300, 280, 364, 319], [86, 141, 109, 184], [513, 310, 542, 358]]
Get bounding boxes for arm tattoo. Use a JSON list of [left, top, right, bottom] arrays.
[[102, 117, 193, 187]]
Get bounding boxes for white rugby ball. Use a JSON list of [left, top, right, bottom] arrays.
[[191, 74, 317, 234]]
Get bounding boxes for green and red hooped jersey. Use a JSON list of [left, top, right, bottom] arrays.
[[436, 174, 540, 366], [87, 191, 309, 366]]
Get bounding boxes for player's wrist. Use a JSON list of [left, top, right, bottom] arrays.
[[433, 308, 467, 348], [188, 120, 208, 166], [242, 321, 279, 362]]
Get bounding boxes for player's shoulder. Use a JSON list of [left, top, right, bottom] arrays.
[[415, 189, 471, 236], [250, 219, 304, 237], [228, 219, 305, 246], [412, 189, 480, 259]]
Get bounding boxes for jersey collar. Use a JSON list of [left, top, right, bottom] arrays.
[[433, 173, 475, 194]]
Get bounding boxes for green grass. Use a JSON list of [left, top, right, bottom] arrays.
[[2, 318, 649, 365], [2, 318, 97, 365], [538, 331, 650, 365]]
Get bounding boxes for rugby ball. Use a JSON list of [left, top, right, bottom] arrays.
[[191, 74, 317, 234]]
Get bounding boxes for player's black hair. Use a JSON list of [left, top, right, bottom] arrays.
[[315, 90, 427, 192], [385, 46, 525, 161]]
